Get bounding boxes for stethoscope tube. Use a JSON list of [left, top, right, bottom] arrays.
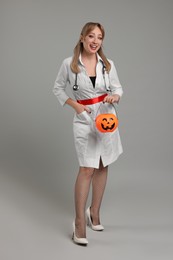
[[73, 61, 111, 92], [73, 73, 79, 91]]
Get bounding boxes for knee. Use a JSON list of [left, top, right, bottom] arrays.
[[79, 167, 94, 178]]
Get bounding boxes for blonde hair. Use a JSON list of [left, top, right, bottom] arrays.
[[70, 22, 111, 73]]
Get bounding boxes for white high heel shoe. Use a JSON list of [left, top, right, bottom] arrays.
[[72, 222, 88, 246], [86, 207, 104, 231]]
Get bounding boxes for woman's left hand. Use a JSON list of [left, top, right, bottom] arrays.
[[103, 94, 120, 104]]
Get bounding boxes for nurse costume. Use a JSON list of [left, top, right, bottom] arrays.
[[53, 54, 123, 169]]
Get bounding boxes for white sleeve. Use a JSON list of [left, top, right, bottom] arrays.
[[109, 60, 123, 97], [52, 59, 70, 106]]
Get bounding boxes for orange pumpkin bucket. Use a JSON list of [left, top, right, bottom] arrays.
[[95, 103, 119, 133], [95, 113, 118, 133]]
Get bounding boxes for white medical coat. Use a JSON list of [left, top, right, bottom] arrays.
[[53, 53, 123, 168]]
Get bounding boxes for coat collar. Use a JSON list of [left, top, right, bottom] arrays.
[[78, 52, 103, 66]]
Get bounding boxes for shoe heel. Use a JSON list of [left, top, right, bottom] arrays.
[[86, 215, 90, 227]]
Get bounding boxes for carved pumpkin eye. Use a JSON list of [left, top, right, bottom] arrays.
[[95, 114, 118, 133]]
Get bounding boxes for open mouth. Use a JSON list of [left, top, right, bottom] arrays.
[[90, 44, 98, 51]]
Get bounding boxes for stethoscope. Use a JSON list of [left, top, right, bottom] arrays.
[[73, 73, 79, 91], [73, 61, 111, 92]]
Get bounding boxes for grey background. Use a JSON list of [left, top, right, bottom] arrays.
[[0, 0, 173, 259]]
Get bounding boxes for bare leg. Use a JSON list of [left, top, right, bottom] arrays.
[[90, 160, 108, 225], [74, 167, 94, 238]]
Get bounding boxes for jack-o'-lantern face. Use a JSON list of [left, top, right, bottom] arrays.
[[95, 114, 118, 133]]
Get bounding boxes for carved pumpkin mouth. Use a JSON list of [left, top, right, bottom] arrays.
[[101, 122, 115, 130]]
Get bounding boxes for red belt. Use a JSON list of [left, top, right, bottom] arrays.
[[77, 94, 107, 105]]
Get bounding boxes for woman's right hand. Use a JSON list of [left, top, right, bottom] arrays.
[[65, 98, 91, 114], [75, 103, 91, 114]]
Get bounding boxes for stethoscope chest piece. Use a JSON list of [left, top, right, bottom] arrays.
[[73, 84, 79, 91]]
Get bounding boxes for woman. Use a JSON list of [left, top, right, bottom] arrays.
[[53, 22, 123, 246]]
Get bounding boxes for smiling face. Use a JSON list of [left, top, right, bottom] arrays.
[[81, 26, 103, 55], [95, 114, 119, 133], [101, 117, 116, 131]]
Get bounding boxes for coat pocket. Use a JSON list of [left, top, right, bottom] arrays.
[[75, 110, 91, 125]]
